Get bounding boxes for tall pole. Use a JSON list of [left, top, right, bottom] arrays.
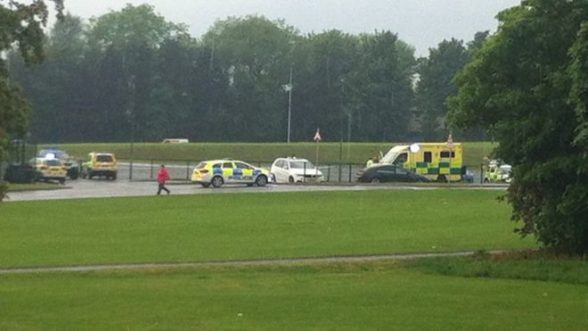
[[287, 65, 293, 144]]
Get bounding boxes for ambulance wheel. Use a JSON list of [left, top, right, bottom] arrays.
[[288, 176, 294, 183], [484, 178, 490, 183], [437, 175, 447, 183], [211, 176, 224, 188]]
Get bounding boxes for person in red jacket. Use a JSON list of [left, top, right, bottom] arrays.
[[157, 164, 171, 195]]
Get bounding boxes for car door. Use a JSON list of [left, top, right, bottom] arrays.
[[394, 167, 414, 182], [272, 159, 285, 182], [375, 166, 398, 182], [222, 162, 236, 183], [235, 162, 254, 183]]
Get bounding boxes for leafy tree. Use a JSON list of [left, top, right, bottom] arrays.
[[449, 0, 588, 254], [416, 39, 468, 141], [85, 4, 188, 141], [202, 16, 297, 141], [0, 0, 63, 200], [350, 31, 416, 142]]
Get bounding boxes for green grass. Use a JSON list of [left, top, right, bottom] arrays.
[[1, 262, 587, 330], [406, 250, 588, 285], [2, 190, 587, 330], [0, 189, 532, 268], [51, 141, 497, 167]]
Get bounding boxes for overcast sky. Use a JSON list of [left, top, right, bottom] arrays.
[[60, 0, 521, 57]]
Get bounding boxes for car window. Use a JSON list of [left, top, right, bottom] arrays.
[[212, 163, 221, 168], [235, 162, 253, 170], [290, 160, 313, 169], [96, 155, 113, 162], [376, 166, 396, 174], [196, 162, 207, 169], [222, 162, 233, 169], [275, 160, 284, 168]]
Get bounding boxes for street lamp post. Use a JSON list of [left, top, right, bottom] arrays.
[[287, 65, 293, 144]]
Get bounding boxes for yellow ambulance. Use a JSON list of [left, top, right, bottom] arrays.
[[378, 143, 464, 182]]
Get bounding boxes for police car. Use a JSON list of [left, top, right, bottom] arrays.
[[191, 159, 271, 188], [30, 157, 67, 184]]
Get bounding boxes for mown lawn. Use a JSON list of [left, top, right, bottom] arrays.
[[0, 189, 531, 268], [2, 190, 586, 330], [1, 261, 587, 330]]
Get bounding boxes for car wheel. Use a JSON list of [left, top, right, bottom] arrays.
[[211, 176, 224, 188], [288, 176, 294, 183], [111, 173, 117, 180], [484, 178, 490, 183], [371, 178, 380, 183], [255, 175, 268, 187], [59, 178, 65, 185]]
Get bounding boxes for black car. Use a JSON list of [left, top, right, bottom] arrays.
[[357, 164, 430, 183]]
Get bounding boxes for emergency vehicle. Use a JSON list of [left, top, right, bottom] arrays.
[[484, 159, 512, 183], [191, 159, 270, 188], [378, 142, 464, 182]]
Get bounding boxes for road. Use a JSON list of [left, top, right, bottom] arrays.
[[6, 179, 445, 202]]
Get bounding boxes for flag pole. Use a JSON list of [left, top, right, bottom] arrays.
[[313, 128, 321, 178]]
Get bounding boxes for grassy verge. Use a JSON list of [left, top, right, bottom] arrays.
[[0, 189, 532, 268], [0, 261, 586, 330], [405, 250, 588, 285], [51, 141, 497, 167]]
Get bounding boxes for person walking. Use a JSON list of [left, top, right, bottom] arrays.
[[157, 164, 171, 195]]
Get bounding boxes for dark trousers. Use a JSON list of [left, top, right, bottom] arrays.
[[157, 183, 170, 195]]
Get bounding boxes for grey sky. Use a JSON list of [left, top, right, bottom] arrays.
[[61, 0, 520, 57]]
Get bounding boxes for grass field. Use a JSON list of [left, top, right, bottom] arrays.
[[2, 189, 586, 330], [1, 260, 587, 330], [52, 141, 496, 167], [0, 190, 530, 268]]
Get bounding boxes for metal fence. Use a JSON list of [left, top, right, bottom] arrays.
[[122, 159, 488, 184], [122, 160, 365, 183]]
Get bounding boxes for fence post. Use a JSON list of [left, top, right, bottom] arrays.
[[348, 164, 352, 182], [150, 160, 154, 180], [186, 161, 190, 180], [327, 165, 331, 182]]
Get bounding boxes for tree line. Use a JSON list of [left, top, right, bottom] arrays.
[[7, 4, 485, 144]]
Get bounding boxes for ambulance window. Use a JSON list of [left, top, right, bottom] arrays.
[[440, 151, 455, 158], [223, 162, 233, 168], [424, 152, 432, 163], [212, 163, 221, 168], [394, 153, 408, 164]]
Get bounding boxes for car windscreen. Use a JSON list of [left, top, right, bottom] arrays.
[[46, 159, 62, 166], [290, 160, 314, 169], [196, 162, 207, 169], [39, 150, 68, 159], [96, 155, 113, 162]]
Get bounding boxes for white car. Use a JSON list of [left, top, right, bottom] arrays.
[[270, 157, 324, 183]]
